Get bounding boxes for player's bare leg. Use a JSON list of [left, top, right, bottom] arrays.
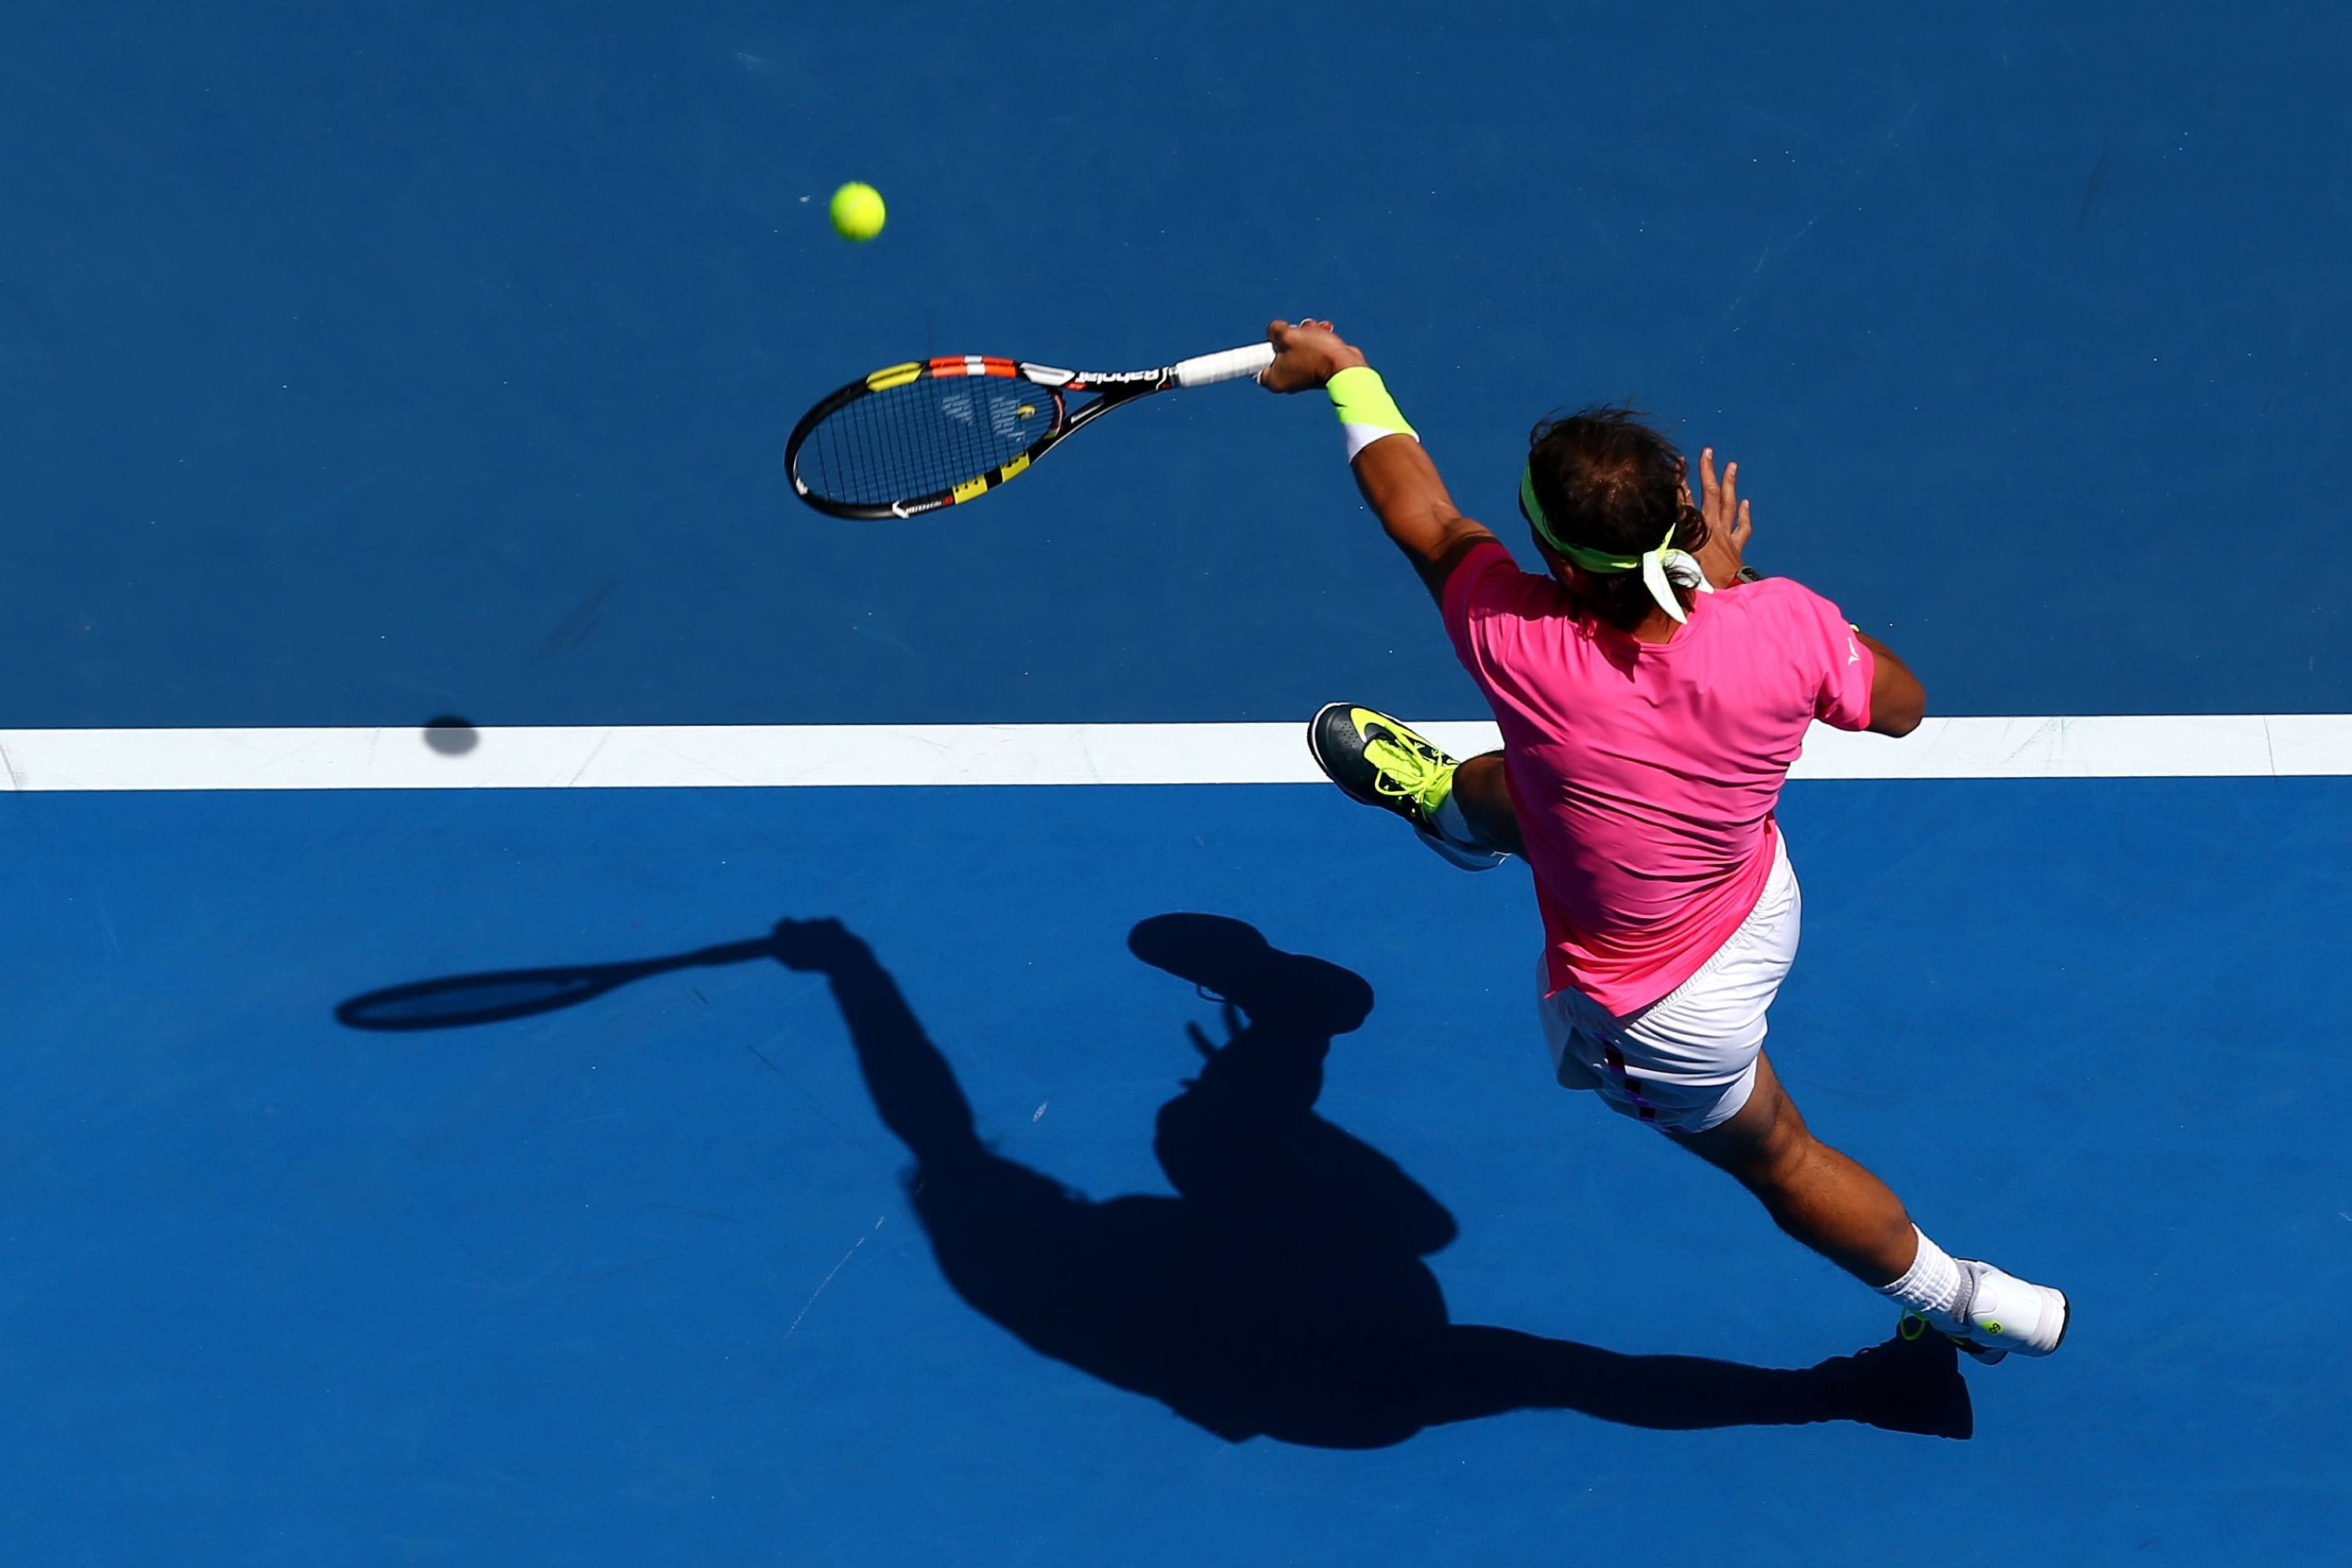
[[1669, 1052, 1916, 1284], [1671, 1054, 2068, 1360]]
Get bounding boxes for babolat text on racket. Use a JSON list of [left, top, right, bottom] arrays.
[[785, 339, 1276, 519]]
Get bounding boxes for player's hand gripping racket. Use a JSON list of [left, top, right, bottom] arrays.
[[785, 340, 1276, 519]]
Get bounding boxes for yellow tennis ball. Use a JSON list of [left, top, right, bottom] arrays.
[[829, 182, 886, 242]]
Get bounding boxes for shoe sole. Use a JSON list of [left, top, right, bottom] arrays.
[[1305, 702, 1378, 804]]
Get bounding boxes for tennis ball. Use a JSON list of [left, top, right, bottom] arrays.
[[829, 181, 886, 242]]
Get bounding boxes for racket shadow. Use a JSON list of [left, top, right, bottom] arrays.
[[333, 933, 782, 1031]]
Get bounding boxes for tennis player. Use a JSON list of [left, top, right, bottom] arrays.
[[1262, 320, 2067, 1363]]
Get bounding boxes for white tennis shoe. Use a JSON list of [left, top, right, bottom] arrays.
[[1931, 1260, 2071, 1363]]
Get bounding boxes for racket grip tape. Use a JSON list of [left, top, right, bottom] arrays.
[[1171, 341, 1278, 388]]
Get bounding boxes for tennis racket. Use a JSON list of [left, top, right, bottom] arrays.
[[785, 339, 1276, 520]]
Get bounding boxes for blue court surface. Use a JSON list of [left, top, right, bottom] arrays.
[[5, 3, 2352, 1564]]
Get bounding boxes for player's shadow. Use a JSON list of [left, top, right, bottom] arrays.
[[335, 914, 1969, 1446]]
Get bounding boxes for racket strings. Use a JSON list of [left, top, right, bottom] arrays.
[[798, 374, 1055, 508]]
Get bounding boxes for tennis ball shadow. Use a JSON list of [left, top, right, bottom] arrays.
[[421, 715, 478, 756], [332, 915, 1971, 1443]]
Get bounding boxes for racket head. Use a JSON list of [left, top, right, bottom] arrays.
[[786, 356, 1076, 520], [334, 964, 638, 1031]]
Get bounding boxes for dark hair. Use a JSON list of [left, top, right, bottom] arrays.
[[1523, 405, 1708, 630]]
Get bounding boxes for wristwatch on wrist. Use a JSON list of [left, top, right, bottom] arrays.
[[1735, 565, 1764, 583]]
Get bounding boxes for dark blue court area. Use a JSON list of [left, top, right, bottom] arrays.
[[6, 3, 2352, 1564], [8, 783, 2350, 1563]]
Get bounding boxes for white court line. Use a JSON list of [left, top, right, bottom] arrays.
[[1, 716, 2349, 790]]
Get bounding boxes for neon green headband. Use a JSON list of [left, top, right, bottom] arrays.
[[1517, 462, 1713, 625]]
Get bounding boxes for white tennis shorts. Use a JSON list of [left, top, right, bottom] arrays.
[[1536, 831, 1800, 1135]]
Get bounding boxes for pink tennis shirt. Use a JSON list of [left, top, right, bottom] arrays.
[[1442, 541, 1876, 1014]]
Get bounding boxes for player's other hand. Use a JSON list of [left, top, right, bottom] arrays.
[[1690, 447, 1755, 590], [1260, 319, 1368, 393]]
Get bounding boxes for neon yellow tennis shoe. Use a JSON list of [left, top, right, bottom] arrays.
[[1306, 702, 1504, 871]]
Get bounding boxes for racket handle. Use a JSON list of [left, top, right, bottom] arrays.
[[1171, 341, 1277, 388]]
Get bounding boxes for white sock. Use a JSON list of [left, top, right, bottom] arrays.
[[1878, 1226, 1969, 1327], [1429, 789, 1486, 850]]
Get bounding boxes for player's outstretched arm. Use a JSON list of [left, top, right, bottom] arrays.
[[1262, 320, 1498, 602]]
